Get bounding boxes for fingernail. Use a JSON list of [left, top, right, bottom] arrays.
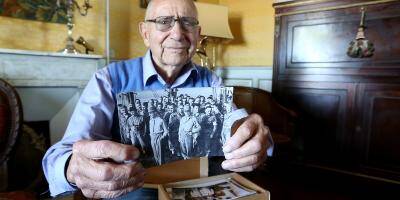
[[224, 153, 233, 160], [223, 145, 232, 153], [221, 161, 229, 169]]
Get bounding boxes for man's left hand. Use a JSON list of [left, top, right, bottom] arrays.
[[221, 114, 271, 172]]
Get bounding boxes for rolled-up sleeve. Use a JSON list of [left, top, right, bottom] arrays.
[[42, 68, 115, 196]]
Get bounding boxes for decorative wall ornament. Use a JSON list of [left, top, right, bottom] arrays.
[[347, 7, 375, 58]]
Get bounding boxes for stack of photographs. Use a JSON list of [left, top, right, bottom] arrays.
[[167, 178, 257, 200], [116, 87, 234, 167]]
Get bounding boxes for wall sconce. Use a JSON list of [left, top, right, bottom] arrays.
[[347, 7, 374, 58], [195, 2, 233, 71]]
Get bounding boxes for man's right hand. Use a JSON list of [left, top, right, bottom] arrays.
[[66, 140, 145, 199]]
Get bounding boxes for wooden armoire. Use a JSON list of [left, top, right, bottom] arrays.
[[272, 0, 400, 183]]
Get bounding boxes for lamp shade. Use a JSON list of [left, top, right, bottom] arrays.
[[195, 2, 234, 39]]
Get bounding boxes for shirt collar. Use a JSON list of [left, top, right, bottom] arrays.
[[142, 50, 200, 87]]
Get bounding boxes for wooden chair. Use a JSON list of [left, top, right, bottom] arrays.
[[0, 79, 48, 199], [233, 86, 297, 156], [0, 79, 23, 192], [0, 78, 23, 170]]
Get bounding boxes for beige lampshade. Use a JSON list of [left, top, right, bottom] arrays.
[[195, 2, 234, 39]]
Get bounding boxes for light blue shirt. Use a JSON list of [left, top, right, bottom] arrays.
[[42, 50, 271, 196]]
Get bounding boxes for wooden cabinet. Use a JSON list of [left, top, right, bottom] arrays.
[[273, 0, 400, 182]]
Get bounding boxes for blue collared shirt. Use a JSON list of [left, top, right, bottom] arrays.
[[42, 51, 254, 196]]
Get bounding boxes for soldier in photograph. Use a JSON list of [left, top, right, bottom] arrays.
[[126, 108, 147, 154], [164, 104, 181, 157], [148, 106, 168, 165], [178, 104, 201, 159], [201, 106, 218, 156]]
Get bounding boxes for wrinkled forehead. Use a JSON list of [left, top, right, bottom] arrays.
[[149, 0, 198, 19]]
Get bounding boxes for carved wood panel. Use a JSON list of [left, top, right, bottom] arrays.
[[276, 81, 356, 164], [356, 83, 400, 181]]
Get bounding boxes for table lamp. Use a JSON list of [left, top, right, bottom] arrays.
[[195, 2, 234, 71]]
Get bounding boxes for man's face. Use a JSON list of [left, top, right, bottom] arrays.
[[193, 105, 199, 114], [184, 105, 191, 116], [168, 105, 174, 113], [205, 107, 211, 116], [139, 0, 200, 68], [178, 105, 184, 113]]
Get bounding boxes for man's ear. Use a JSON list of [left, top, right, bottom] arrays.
[[139, 22, 150, 47]]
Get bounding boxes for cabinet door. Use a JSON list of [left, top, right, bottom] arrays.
[[274, 2, 400, 80], [356, 84, 400, 181], [276, 81, 356, 165]]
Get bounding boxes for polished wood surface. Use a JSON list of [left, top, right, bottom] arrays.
[[273, 0, 400, 182]]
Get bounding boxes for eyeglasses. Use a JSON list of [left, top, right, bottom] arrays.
[[145, 16, 199, 32]]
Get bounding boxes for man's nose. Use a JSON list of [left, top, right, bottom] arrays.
[[169, 20, 185, 39]]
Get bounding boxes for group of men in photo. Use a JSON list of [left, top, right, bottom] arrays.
[[117, 88, 234, 166]]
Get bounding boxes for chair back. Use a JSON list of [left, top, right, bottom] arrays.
[[0, 79, 23, 165], [233, 86, 296, 144]]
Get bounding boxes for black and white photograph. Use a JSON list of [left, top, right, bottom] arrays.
[[169, 178, 257, 200], [116, 87, 234, 167]]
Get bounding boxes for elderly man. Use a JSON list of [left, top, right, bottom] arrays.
[[42, 0, 272, 199]]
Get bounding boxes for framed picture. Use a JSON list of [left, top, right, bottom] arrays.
[[0, 0, 68, 23]]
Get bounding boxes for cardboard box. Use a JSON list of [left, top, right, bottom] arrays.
[[143, 158, 269, 199], [151, 173, 269, 200], [144, 157, 209, 184]]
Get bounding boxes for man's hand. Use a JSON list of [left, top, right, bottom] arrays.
[[67, 140, 145, 199], [222, 114, 271, 172]]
